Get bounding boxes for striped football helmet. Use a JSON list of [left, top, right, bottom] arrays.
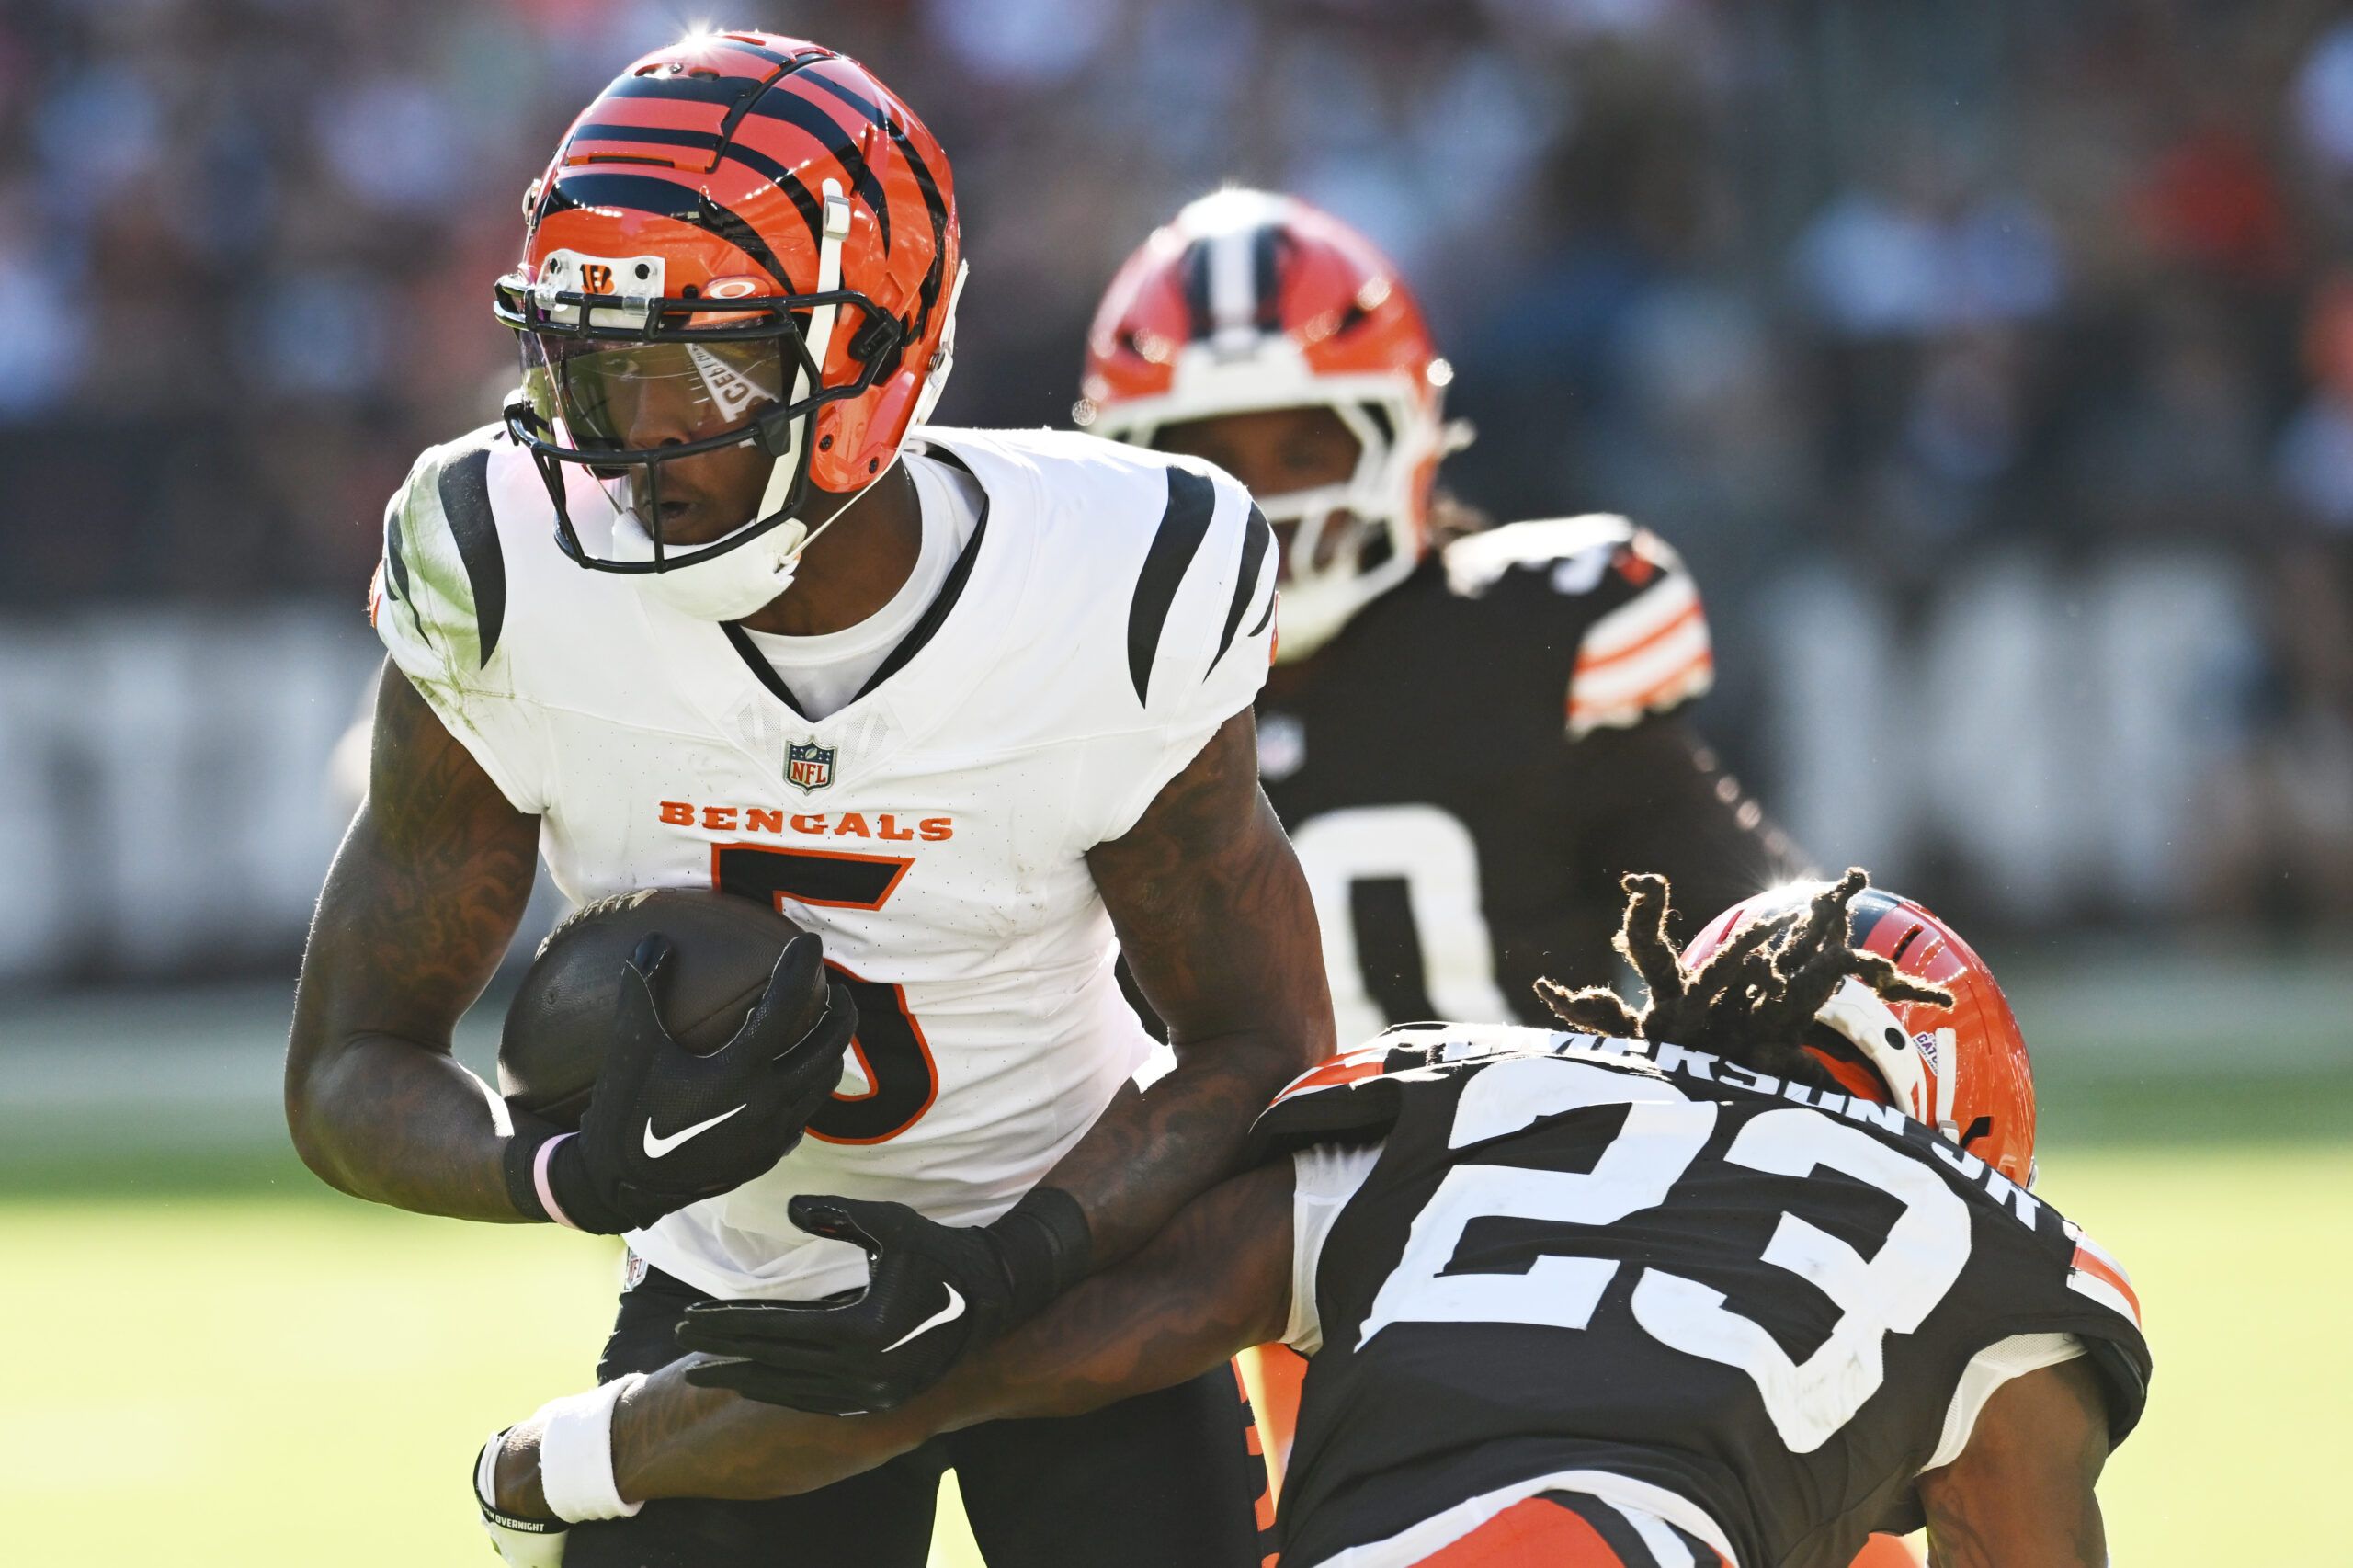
[[1684, 883, 2039, 1187], [1079, 191, 1461, 660], [494, 31, 963, 619]]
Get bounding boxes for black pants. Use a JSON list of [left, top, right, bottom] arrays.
[[568, 1266, 1269, 1568]]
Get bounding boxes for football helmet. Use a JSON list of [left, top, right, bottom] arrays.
[[1683, 883, 2038, 1186], [494, 31, 964, 620], [1077, 190, 1461, 660]]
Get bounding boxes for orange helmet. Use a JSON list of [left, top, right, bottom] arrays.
[[1682, 883, 2038, 1187], [1078, 191, 1461, 659], [494, 31, 963, 620]]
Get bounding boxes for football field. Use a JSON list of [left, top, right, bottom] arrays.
[[1, 985, 2346, 1564]]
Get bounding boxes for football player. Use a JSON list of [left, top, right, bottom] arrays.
[[477, 870, 2150, 1568], [1079, 187, 1815, 1521], [1079, 189, 1806, 1043], [284, 30, 1331, 1568]]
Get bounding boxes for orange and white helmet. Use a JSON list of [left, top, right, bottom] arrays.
[[494, 30, 964, 620], [1684, 883, 2039, 1187], [1078, 190, 1461, 659]]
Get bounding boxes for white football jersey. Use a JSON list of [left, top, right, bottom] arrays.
[[373, 424, 1277, 1299]]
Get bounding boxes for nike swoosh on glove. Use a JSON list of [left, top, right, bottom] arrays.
[[539, 931, 858, 1235], [671, 1188, 1091, 1414]]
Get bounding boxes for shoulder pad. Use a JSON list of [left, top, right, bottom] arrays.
[[373, 425, 510, 682], [1440, 515, 1715, 737], [1440, 513, 1654, 600]]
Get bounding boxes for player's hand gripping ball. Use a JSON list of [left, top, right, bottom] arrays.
[[674, 1189, 1092, 1414], [500, 889, 858, 1234]]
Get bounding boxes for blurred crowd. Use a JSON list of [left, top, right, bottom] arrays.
[[5, 0, 2351, 922]]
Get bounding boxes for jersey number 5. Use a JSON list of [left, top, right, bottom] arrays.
[[713, 844, 939, 1144], [1359, 1055, 1972, 1451]]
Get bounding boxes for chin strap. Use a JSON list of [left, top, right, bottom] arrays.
[[756, 180, 853, 525]]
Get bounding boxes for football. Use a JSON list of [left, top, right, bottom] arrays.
[[498, 887, 810, 1131]]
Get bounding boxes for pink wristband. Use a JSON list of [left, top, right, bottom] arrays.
[[534, 1133, 580, 1231]]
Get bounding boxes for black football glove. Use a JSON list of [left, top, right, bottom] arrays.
[[534, 931, 857, 1235], [671, 1189, 1092, 1414]]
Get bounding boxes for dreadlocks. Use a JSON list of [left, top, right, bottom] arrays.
[[1535, 868, 1954, 1093]]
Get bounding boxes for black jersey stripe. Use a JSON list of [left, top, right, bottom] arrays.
[[1128, 467, 1218, 706], [720, 620, 810, 717], [716, 451, 990, 715], [437, 446, 506, 667], [741, 83, 892, 251], [381, 498, 435, 650], [381, 501, 410, 606], [540, 172, 791, 291], [854, 473, 989, 699], [1208, 502, 1272, 677]]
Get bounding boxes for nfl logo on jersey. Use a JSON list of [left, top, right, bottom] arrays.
[[785, 740, 835, 793]]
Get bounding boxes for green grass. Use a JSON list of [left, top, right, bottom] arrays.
[[0, 1108, 2342, 1563]]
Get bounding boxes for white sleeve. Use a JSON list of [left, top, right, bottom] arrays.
[[1282, 1139, 1384, 1356], [1920, 1331, 2087, 1473], [1083, 463, 1278, 845], [372, 432, 550, 814]]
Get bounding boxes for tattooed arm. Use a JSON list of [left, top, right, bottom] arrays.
[[1916, 1357, 2114, 1568], [493, 1161, 1296, 1512], [1064, 708, 1335, 1265], [284, 660, 540, 1220]]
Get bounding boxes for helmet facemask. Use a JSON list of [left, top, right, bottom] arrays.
[[495, 185, 904, 620], [1097, 376, 1445, 661]]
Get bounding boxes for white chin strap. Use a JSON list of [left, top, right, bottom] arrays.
[[613, 182, 863, 624]]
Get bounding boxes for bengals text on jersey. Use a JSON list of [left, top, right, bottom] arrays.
[[373, 421, 1275, 1301]]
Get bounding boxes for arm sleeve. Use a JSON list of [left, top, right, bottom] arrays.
[[371, 436, 549, 815], [1282, 1139, 1384, 1355], [1082, 465, 1279, 845]]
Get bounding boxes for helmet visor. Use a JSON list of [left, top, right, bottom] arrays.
[[519, 334, 791, 454]]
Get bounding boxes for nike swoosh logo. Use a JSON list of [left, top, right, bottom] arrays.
[[881, 1283, 966, 1354], [642, 1104, 746, 1159]]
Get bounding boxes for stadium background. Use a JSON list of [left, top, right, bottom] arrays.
[[0, 1, 2345, 1562]]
